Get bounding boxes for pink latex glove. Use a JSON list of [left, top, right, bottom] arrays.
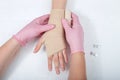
[[62, 13, 84, 54], [13, 14, 54, 46]]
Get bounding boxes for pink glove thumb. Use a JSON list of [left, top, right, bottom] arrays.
[[62, 13, 84, 54], [38, 24, 55, 33]]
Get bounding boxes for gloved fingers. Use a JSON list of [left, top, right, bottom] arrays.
[[36, 14, 50, 24], [39, 16, 49, 25], [62, 49, 68, 63], [62, 19, 72, 31], [33, 35, 45, 53], [58, 51, 65, 71], [71, 13, 80, 27], [48, 55, 53, 71], [39, 24, 55, 33], [41, 18, 49, 25], [53, 53, 60, 75]]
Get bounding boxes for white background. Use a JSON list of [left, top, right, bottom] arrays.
[[0, 0, 120, 80]]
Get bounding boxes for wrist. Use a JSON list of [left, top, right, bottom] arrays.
[[12, 35, 26, 46], [11, 37, 22, 47], [52, 0, 67, 9], [70, 45, 84, 54]]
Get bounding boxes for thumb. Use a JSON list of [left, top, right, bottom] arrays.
[[40, 24, 55, 33], [62, 19, 71, 31], [33, 34, 46, 53]]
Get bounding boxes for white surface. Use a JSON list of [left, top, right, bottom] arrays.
[[0, 0, 120, 80]]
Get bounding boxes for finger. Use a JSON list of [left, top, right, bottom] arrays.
[[42, 18, 49, 25], [37, 14, 49, 22], [39, 16, 49, 25], [58, 52, 65, 71], [53, 53, 60, 75], [40, 24, 55, 33], [62, 19, 71, 31], [33, 36, 45, 53], [48, 55, 53, 71], [40, 14, 49, 20], [63, 49, 68, 63], [71, 13, 80, 27], [36, 14, 50, 24]]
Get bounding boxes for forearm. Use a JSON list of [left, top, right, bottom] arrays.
[[0, 38, 21, 73], [44, 0, 67, 56], [52, 0, 67, 9], [69, 52, 87, 80], [0, 14, 51, 75]]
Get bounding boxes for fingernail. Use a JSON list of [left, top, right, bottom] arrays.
[[33, 48, 37, 53], [33, 49, 36, 53], [49, 68, 52, 71]]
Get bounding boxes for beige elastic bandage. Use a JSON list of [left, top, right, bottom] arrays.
[[44, 9, 71, 56]]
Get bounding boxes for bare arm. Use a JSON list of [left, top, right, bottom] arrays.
[[62, 13, 87, 80], [0, 15, 54, 76], [52, 0, 67, 9], [69, 52, 86, 80], [0, 38, 21, 75]]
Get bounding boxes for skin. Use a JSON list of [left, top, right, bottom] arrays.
[[0, 15, 55, 76], [62, 13, 87, 80], [0, 38, 21, 76], [0, 0, 87, 79], [69, 52, 86, 80], [34, 0, 68, 75], [0, 0, 68, 76], [0, 20, 87, 80], [52, 0, 67, 9]]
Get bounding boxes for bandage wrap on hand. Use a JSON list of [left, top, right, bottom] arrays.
[[44, 9, 66, 56]]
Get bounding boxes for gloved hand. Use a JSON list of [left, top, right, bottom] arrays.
[[13, 14, 54, 46], [62, 13, 84, 54]]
